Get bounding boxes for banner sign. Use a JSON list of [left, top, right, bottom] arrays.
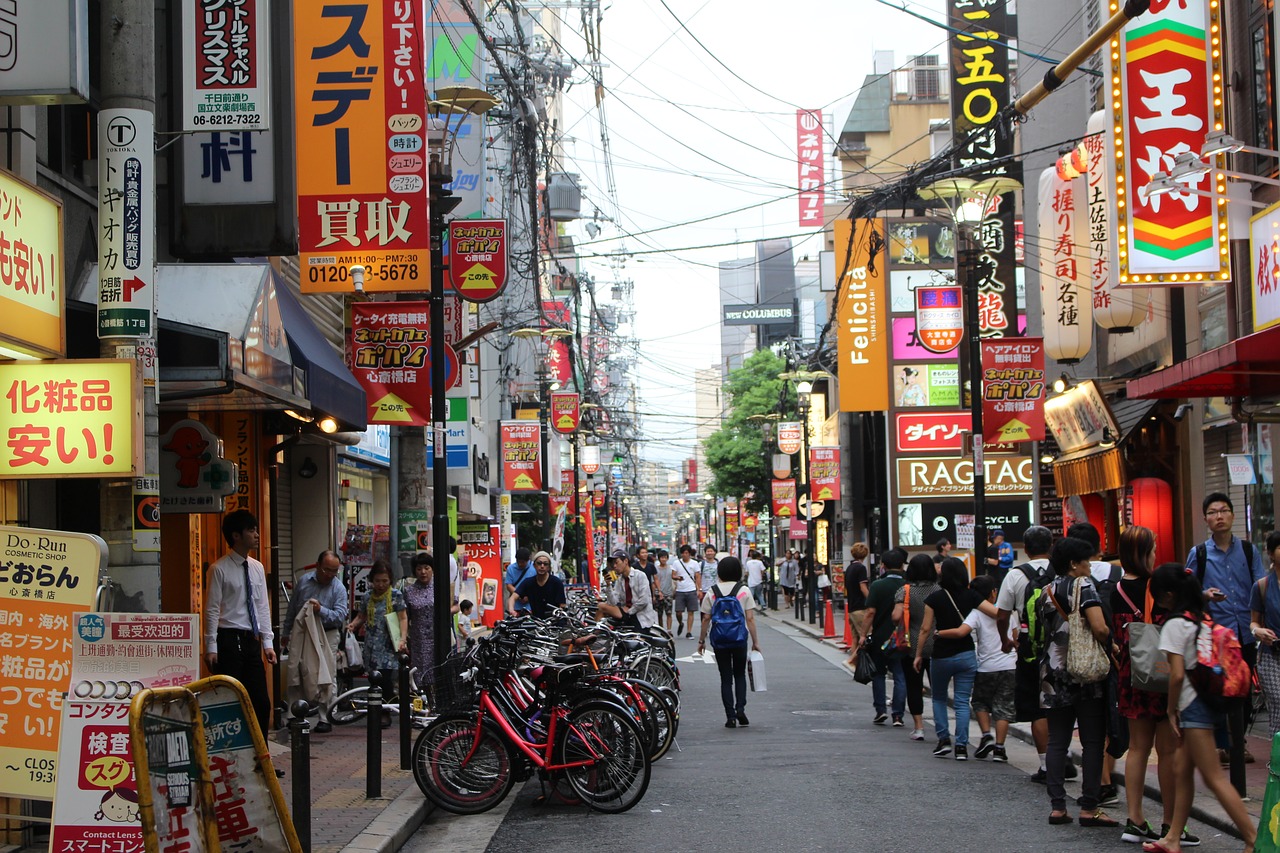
[[809, 447, 841, 501], [0, 168, 64, 358], [914, 286, 964, 353], [723, 303, 796, 326], [1112, 0, 1229, 283], [981, 337, 1046, 444], [0, 528, 104, 800], [549, 469, 574, 515], [1037, 166, 1092, 363], [1252, 201, 1280, 332], [896, 412, 971, 453], [580, 444, 600, 475], [295, 0, 430, 292], [0, 359, 140, 478], [897, 455, 1035, 499], [98, 108, 155, 337], [424, 397, 470, 471], [894, 364, 959, 408], [0, 0, 90, 105], [777, 422, 804, 455], [796, 109, 824, 227], [447, 219, 508, 302], [501, 421, 542, 492], [350, 302, 460, 425], [771, 478, 797, 518], [550, 391, 580, 434], [834, 218, 890, 412], [180, 0, 270, 132]]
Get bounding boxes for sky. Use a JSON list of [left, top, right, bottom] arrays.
[[547, 0, 958, 467]]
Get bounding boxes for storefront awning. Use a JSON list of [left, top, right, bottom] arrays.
[[1127, 324, 1280, 400], [1050, 397, 1159, 497]]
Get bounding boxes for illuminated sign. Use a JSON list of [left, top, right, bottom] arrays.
[[896, 456, 1035, 499], [835, 219, 889, 412], [0, 168, 64, 358]]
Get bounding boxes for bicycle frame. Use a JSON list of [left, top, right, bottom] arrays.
[[463, 688, 606, 773]]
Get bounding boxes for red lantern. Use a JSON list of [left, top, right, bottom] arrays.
[[1063, 493, 1108, 551], [1128, 477, 1176, 566]]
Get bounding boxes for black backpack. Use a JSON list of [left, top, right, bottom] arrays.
[[1195, 541, 1255, 584], [1091, 563, 1124, 625]]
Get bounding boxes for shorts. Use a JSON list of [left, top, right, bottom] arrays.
[[655, 597, 673, 614], [971, 670, 1016, 721], [1014, 653, 1045, 722], [674, 591, 699, 613], [1180, 695, 1225, 730]]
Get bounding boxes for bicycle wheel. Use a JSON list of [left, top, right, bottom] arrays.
[[627, 656, 678, 692], [554, 701, 650, 814], [572, 687, 656, 754], [630, 680, 676, 760], [329, 686, 370, 725], [412, 714, 515, 814]]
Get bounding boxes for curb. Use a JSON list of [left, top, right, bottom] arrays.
[[335, 784, 434, 853]]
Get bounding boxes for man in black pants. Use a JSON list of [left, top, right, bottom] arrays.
[[203, 510, 276, 738]]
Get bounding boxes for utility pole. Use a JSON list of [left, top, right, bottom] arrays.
[[98, 0, 159, 610]]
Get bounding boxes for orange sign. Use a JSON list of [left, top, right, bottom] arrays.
[[834, 219, 889, 412], [295, 0, 430, 292], [0, 359, 140, 478]]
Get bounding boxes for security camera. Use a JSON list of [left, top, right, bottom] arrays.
[[1174, 403, 1193, 422]]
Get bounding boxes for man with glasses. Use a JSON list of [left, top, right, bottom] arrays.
[[282, 549, 349, 732], [509, 550, 566, 619]]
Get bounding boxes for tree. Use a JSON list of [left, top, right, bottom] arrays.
[[703, 349, 796, 512]]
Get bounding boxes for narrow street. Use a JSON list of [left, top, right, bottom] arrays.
[[405, 617, 1237, 853]]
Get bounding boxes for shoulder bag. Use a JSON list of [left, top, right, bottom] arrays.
[[1048, 577, 1111, 684], [1118, 582, 1168, 693]]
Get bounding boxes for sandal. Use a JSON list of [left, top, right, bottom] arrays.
[[1079, 810, 1120, 827], [1141, 843, 1175, 853], [1048, 812, 1072, 825]]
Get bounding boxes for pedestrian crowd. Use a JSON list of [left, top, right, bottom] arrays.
[[848, 494, 1270, 853]]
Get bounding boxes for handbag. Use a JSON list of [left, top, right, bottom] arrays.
[[1048, 577, 1111, 684], [1117, 583, 1168, 693], [853, 639, 880, 684], [817, 572, 832, 589]]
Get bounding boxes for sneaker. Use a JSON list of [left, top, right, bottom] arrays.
[[954, 744, 968, 761], [1064, 758, 1078, 780], [725, 718, 737, 729], [892, 715, 904, 727], [975, 733, 996, 759], [991, 745, 1008, 763], [873, 712, 889, 725], [1218, 748, 1230, 765], [933, 737, 952, 757], [1120, 820, 1158, 843], [910, 728, 925, 741], [1078, 785, 1120, 808], [685, 633, 693, 639], [1030, 768, 1047, 784], [1161, 826, 1200, 847], [736, 713, 750, 727]]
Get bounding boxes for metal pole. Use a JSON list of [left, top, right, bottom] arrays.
[[429, 174, 459, 670], [398, 654, 411, 770], [963, 230, 988, 572], [538, 368, 550, 551], [288, 702, 311, 853], [365, 672, 383, 799]]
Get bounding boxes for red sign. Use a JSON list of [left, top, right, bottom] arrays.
[[350, 303, 458, 425], [686, 458, 698, 493], [448, 219, 508, 302], [981, 337, 1047, 444], [549, 469, 574, 515], [809, 447, 841, 502], [771, 478, 797, 518], [550, 391, 579, 434], [789, 520, 809, 540], [896, 412, 971, 453], [796, 110, 824, 227], [777, 422, 804, 455], [914, 286, 964, 353], [542, 300, 572, 387], [592, 490, 604, 508], [500, 421, 542, 492]]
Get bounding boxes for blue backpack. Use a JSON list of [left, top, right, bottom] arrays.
[[709, 582, 750, 648]]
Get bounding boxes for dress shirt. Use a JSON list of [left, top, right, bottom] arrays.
[[204, 552, 274, 653], [1186, 536, 1265, 643], [283, 570, 349, 633]]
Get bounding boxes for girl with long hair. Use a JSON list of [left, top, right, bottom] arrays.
[[893, 553, 941, 740], [914, 557, 981, 759]]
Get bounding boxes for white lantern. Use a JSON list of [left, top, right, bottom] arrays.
[[1084, 110, 1150, 332], [1038, 167, 1093, 363]]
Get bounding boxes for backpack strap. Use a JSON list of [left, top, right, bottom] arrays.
[[1017, 562, 1039, 583], [1196, 544, 1207, 583], [729, 581, 746, 601], [1116, 582, 1142, 620]]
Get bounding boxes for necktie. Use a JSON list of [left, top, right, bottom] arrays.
[[243, 560, 260, 639], [624, 577, 633, 608]]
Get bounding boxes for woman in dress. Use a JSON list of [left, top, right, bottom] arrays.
[[402, 552, 438, 696], [346, 560, 407, 725]]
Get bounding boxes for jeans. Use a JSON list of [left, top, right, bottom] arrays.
[[714, 645, 749, 717], [930, 651, 977, 745], [871, 652, 906, 718], [750, 583, 765, 609], [1046, 697, 1107, 812]]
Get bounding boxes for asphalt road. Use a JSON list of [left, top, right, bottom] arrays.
[[404, 616, 1242, 853]]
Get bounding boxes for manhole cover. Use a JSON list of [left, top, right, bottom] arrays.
[[790, 709, 854, 717]]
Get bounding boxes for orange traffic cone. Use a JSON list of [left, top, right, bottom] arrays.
[[838, 601, 853, 650], [823, 599, 836, 639]]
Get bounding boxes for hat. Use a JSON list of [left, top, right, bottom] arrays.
[[990, 528, 1006, 538], [610, 549, 629, 561], [532, 550, 553, 566]]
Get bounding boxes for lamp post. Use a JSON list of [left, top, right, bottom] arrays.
[[797, 380, 819, 624], [919, 177, 1021, 574]]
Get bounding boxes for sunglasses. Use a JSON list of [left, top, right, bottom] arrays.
[[534, 560, 551, 566]]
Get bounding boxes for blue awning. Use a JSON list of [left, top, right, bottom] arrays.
[[273, 273, 367, 431]]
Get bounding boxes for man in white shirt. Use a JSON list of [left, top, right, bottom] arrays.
[[204, 510, 277, 737], [597, 551, 656, 630], [672, 544, 701, 638], [699, 544, 720, 600], [745, 549, 767, 610]]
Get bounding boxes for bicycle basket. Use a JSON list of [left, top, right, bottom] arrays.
[[433, 654, 480, 712]]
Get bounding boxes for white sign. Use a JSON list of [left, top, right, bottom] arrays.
[[180, 0, 270, 132], [1251, 201, 1280, 333], [955, 514, 975, 550], [182, 130, 274, 205], [343, 424, 391, 467], [0, 0, 89, 104], [1226, 454, 1257, 486], [97, 108, 155, 338]]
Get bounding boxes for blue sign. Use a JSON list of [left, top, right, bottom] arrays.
[[426, 398, 471, 470]]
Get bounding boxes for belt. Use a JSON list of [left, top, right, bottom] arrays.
[[218, 627, 258, 639]]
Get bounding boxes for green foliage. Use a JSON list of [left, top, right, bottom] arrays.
[[703, 349, 796, 511]]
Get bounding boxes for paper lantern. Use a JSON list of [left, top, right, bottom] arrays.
[[1128, 477, 1176, 566], [1063, 493, 1107, 550], [1038, 167, 1093, 364]]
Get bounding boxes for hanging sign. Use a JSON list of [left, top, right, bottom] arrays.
[[796, 109, 824, 227], [501, 421, 542, 492], [771, 478, 797, 519], [448, 219, 508, 302], [1226, 454, 1257, 486], [777, 422, 804, 455], [549, 469, 574, 515], [1038, 167, 1092, 363], [180, 0, 271, 132], [158, 419, 237, 513], [1252, 200, 1280, 332], [97, 108, 155, 338], [809, 447, 841, 502], [580, 444, 600, 475], [834, 218, 890, 412], [350, 302, 459, 425], [981, 337, 1047, 444], [914, 285, 964, 353], [550, 391, 580, 434]]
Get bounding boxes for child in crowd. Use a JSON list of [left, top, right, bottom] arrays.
[[457, 600, 475, 649], [937, 575, 1017, 762]]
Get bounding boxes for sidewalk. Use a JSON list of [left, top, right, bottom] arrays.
[[763, 603, 1272, 840]]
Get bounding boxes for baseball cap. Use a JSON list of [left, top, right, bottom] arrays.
[[610, 549, 629, 560]]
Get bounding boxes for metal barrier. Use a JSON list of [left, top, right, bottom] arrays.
[[288, 701, 312, 853]]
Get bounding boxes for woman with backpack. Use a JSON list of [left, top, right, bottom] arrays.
[[893, 554, 941, 740], [697, 556, 761, 728], [1143, 563, 1256, 853], [913, 557, 981, 759], [1249, 529, 1280, 738]]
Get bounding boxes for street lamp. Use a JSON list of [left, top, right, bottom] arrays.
[[920, 176, 1022, 574]]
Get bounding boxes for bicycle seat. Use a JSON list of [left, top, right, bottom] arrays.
[[551, 653, 593, 666], [617, 638, 646, 654], [529, 663, 586, 690]]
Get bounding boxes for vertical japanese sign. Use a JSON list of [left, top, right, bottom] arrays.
[[981, 337, 1046, 443], [0, 168, 64, 358], [180, 0, 270, 132], [133, 475, 160, 551], [0, 359, 140, 478], [349, 302, 460, 424], [501, 421, 542, 492], [295, 0, 430, 292], [914, 285, 964, 353], [834, 218, 889, 412], [1037, 167, 1092, 363], [1112, 0, 1228, 283], [550, 391, 579, 434], [0, 527, 105, 800], [796, 109, 824, 227], [809, 447, 841, 501], [549, 469, 574, 516], [97, 109, 155, 338], [948, 0, 1020, 335], [541, 301, 572, 387], [448, 220, 508, 302], [771, 478, 797, 519]]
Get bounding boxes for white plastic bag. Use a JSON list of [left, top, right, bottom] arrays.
[[747, 650, 767, 692]]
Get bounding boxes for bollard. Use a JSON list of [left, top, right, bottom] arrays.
[[1256, 731, 1280, 852], [288, 701, 312, 853], [809, 576, 818, 625], [839, 602, 853, 650], [366, 671, 382, 799], [822, 599, 836, 639], [398, 655, 412, 770]]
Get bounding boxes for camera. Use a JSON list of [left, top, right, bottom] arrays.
[[1173, 403, 1193, 422]]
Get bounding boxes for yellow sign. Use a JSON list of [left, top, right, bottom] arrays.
[[0, 168, 65, 358], [0, 359, 140, 478], [0, 525, 105, 800]]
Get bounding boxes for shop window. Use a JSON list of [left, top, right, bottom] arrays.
[[1251, 11, 1274, 154], [1200, 293, 1228, 351]]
